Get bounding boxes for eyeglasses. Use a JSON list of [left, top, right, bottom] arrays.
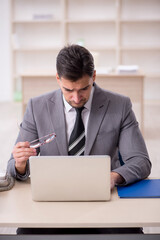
[[30, 133, 56, 149]]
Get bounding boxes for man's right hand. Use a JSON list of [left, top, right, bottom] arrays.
[[12, 141, 37, 175]]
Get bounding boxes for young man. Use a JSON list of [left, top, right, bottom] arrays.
[[7, 44, 151, 189]]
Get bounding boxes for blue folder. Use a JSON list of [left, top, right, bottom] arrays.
[[117, 179, 160, 198]]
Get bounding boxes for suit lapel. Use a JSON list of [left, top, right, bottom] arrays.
[[85, 84, 110, 155], [46, 85, 110, 156], [47, 90, 68, 155]]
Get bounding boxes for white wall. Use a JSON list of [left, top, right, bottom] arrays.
[[0, 0, 12, 102]]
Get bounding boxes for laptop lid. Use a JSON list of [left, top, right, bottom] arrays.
[[30, 155, 110, 202]]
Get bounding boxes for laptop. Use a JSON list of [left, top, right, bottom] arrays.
[[29, 155, 110, 202]]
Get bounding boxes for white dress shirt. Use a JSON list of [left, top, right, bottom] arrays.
[[63, 86, 94, 143]]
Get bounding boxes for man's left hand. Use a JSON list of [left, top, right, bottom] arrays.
[[110, 172, 125, 190]]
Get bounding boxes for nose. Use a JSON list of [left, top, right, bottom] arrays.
[[72, 92, 81, 103]]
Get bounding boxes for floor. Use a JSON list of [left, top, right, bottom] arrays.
[[0, 100, 160, 234]]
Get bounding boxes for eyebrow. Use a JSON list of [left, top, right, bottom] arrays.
[[63, 86, 73, 91], [63, 84, 90, 92]]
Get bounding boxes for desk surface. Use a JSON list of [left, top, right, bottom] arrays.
[[0, 180, 160, 228]]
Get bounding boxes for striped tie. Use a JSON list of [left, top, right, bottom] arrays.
[[68, 107, 85, 156]]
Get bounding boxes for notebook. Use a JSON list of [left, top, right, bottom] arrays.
[[29, 155, 111, 202], [117, 179, 160, 198]]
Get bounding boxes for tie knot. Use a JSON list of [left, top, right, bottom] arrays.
[[75, 107, 84, 114]]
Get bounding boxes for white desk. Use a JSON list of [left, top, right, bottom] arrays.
[[0, 180, 160, 228]]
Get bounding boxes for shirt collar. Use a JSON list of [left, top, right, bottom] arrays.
[[63, 85, 95, 112]]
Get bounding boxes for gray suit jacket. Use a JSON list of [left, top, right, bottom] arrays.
[[7, 83, 151, 184]]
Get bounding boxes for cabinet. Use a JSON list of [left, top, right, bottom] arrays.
[[22, 73, 144, 132], [11, 0, 160, 103]]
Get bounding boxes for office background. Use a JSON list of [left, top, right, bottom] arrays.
[[0, 0, 160, 234]]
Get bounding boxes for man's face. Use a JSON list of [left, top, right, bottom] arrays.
[[56, 71, 96, 108]]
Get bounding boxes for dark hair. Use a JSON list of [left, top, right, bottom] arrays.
[[56, 44, 94, 81]]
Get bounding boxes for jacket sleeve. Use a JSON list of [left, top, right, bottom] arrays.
[[7, 99, 39, 181], [112, 97, 151, 185]]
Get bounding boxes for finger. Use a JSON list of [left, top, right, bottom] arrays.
[[14, 153, 36, 161], [13, 147, 36, 154], [14, 149, 37, 159], [13, 144, 37, 155], [15, 141, 30, 148]]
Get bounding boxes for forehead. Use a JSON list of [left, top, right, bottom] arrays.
[[60, 75, 92, 90]]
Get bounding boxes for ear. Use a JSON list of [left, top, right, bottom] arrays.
[[56, 73, 60, 85], [93, 70, 96, 83]]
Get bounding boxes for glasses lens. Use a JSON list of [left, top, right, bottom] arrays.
[[30, 133, 56, 148]]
